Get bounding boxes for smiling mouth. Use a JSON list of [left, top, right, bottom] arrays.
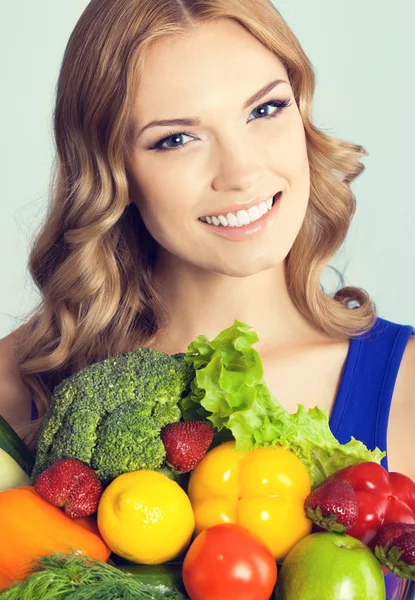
[[199, 192, 281, 228]]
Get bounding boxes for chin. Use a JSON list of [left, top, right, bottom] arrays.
[[207, 253, 284, 278]]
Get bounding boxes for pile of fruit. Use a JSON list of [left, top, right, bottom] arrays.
[[0, 321, 414, 600]]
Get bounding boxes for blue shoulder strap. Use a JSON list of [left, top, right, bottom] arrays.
[[330, 317, 414, 470]]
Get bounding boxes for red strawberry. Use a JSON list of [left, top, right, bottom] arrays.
[[304, 479, 359, 533], [373, 522, 415, 580], [34, 458, 103, 519], [373, 522, 415, 547], [160, 421, 214, 473]]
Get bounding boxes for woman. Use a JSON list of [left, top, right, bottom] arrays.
[[0, 0, 413, 479]]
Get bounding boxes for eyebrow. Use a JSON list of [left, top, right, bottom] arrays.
[[135, 78, 290, 139]]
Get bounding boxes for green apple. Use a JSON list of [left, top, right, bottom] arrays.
[[275, 532, 386, 600]]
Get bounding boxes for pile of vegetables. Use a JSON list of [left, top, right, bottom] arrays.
[[31, 320, 384, 489], [2, 318, 408, 600]]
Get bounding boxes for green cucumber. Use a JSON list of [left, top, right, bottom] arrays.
[[116, 562, 186, 595], [0, 414, 35, 475]]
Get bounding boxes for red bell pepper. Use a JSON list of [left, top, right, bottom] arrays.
[[330, 462, 415, 545]]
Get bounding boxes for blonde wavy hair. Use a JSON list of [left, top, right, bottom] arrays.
[[14, 0, 376, 448]]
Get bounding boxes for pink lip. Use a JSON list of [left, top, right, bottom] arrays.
[[200, 192, 280, 219], [199, 191, 282, 241]]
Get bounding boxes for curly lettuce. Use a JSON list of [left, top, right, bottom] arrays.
[[179, 320, 385, 487]]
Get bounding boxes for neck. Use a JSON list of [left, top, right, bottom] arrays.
[[149, 251, 321, 354]]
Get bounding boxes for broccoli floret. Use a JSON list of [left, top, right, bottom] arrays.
[[31, 349, 194, 484], [92, 404, 175, 482]]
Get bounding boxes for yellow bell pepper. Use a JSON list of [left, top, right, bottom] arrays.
[[188, 440, 312, 561]]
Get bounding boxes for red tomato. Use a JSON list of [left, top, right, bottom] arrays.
[[182, 523, 277, 600]]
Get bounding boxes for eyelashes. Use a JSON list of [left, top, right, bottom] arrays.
[[149, 97, 293, 153]]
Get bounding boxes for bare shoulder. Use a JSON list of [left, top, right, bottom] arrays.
[[0, 324, 33, 429], [387, 335, 415, 479]]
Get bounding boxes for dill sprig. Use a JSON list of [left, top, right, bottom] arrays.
[[0, 553, 187, 599]]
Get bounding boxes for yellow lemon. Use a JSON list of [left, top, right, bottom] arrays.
[[97, 470, 195, 564]]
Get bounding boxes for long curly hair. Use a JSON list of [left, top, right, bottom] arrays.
[[14, 0, 376, 448]]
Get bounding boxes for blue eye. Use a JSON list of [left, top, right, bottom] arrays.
[[150, 97, 292, 152], [248, 99, 290, 122]]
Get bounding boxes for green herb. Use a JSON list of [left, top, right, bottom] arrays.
[[180, 320, 385, 488], [0, 553, 187, 599]]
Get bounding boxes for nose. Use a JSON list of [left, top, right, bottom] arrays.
[[211, 142, 264, 193]]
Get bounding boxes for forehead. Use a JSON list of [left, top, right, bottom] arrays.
[[132, 18, 288, 120]]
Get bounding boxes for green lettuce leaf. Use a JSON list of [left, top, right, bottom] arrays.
[[179, 320, 385, 487]]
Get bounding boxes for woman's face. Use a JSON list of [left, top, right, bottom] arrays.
[[127, 18, 310, 277]]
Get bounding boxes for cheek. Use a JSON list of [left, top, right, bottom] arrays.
[[267, 115, 310, 185], [281, 147, 311, 241], [282, 123, 310, 215], [262, 123, 310, 253], [128, 162, 201, 255], [129, 156, 193, 220]]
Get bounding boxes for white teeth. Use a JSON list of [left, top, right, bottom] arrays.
[[248, 205, 261, 222], [259, 201, 268, 216], [236, 210, 251, 226], [227, 212, 238, 227], [201, 193, 277, 227]]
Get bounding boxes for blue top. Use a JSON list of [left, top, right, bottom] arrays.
[[330, 316, 414, 470], [31, 316, 414, 471]]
